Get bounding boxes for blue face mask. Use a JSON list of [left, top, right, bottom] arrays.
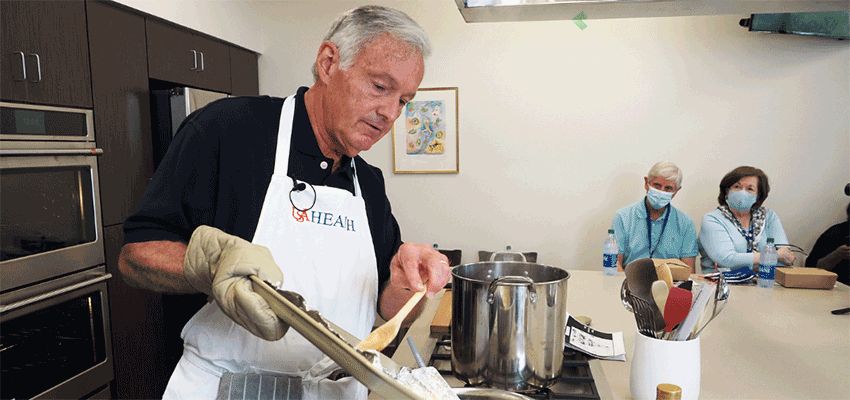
[[727, 189, 757, 211], [646, 187, 673, 210]]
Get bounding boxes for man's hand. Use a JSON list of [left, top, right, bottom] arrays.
[[183, 225, 289, 341], [818, 244, 850, 271], [830, 244, 850, 260], [380, 243, 452, 323], [388, 243, 452, 297]]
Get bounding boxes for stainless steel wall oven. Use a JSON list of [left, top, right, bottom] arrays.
[[1, 102, 113, 399], [1, 267, 113, 399]]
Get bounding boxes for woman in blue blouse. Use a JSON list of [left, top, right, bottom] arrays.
[[699, 166, 796, 272]]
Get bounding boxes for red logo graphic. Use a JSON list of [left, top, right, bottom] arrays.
[[292, 206, 309, 222]]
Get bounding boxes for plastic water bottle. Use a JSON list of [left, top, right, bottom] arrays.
[[603, 229, 618, 275], [758, 238, 777, 288]]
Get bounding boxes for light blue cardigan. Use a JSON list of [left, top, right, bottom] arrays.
[[698, 208, 789, 271]]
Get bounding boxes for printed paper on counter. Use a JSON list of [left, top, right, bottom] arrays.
[[564, 314, 626, 361]]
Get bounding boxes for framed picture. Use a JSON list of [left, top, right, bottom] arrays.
[[392, 87, 458, 174]]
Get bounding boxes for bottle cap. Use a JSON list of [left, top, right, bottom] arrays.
[[767, 237, 774, 244], [506, 245, 512, 250], [433, 243, 438, 248], [656, 383, 682, 400], [608, 229, 615, 234]]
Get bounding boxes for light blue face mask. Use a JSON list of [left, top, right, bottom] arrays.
[[646, 187, 673, 210], [727, 189, 757, 211]]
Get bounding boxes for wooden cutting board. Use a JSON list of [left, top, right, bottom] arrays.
[[430, 290, 452, 334]]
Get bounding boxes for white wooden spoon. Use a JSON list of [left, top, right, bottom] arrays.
[[651, 280, 669, 316], [356, 290, 426, 352]]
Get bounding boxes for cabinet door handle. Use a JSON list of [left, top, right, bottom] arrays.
[[198, 51, 205, 72], [9, 51, 26, 81], [190, 49, 199, 71], [27, 53, 42, 83]]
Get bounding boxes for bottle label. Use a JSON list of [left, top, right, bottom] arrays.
[[603, 254, 617, 269], [758, 264, 775, 280]]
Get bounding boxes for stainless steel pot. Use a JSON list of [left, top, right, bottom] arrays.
[[450, 253, 569, 392]]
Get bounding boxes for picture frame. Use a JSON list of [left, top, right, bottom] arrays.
[[392, 87, 458, 174]]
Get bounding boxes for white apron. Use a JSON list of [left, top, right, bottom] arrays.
[[163, 94, 379, 400]]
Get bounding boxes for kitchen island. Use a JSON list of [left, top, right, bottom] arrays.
[[389, 269, 850, 399]]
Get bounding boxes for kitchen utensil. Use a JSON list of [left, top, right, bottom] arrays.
[[651, 280, 669, 315], [692, 274, 729, 339], [677, 280, 694, 291], [625, 258, 659, 306], [655, 262, 674, 289], [663, 286, 693, 333], [451, 259, 569, 391], [627, 293, 665, 339], [406, 337, 427, 368], [621, 279, 635, 313], [249, 276, 424, 400], [672, 282, 714, 341], [357, 289, 425, 352]]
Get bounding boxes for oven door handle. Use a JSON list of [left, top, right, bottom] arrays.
[[0, 148, 103, 156], [0, 273, 112, 314]]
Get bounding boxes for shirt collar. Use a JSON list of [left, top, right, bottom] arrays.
[[292, 86, 354, 180]]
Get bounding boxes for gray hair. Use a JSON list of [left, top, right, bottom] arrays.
[[311, 5, 432, 81], [647, 161, 683, 189]]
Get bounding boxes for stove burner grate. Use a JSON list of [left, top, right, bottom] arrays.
[[428, 335, 600, 400]]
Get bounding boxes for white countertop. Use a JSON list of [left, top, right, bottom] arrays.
[[386, 269, 850, 400]]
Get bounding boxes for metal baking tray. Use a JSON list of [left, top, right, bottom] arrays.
[[250, 276, 425, 400]]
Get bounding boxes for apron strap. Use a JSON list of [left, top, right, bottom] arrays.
[[273, 95, 297, 176], [216, 372, 302, 400]]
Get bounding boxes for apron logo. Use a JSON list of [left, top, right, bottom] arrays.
[[292, 207, 356, 231], [292, 207, 310, 222]]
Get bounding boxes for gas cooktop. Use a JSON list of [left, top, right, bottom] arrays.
[[428, 335, 601, 400]]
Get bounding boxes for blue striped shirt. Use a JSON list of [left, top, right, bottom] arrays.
[[611, 200, 698, 266]]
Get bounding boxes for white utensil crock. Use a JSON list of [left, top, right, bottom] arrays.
[[630, 331, 700, 400]]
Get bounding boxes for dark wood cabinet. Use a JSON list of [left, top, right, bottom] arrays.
[[230, 46, 260, 96], [146, 19, 232, 93], [87, 0, 153, 227], [0, 0, 92, 107], [82, 2, 260, 397], [102, 224, 168, 400]]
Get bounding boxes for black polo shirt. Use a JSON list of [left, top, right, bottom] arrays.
[[123, 87, 401, 286]]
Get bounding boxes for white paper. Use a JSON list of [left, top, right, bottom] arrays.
[[564, 314, 626, 361]]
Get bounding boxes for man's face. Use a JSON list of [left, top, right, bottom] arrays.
[[322, 34, 425, 158], [644, 176, 680, 197]]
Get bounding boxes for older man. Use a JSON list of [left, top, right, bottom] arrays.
[[611, 162, 698, 272], [118, 6, 450, 399]]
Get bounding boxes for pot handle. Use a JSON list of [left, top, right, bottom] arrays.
[[487, 276, 537, 304], [488, 251, 527, 262]]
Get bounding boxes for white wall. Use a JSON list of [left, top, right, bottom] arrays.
[[117, 0, 850, 271]]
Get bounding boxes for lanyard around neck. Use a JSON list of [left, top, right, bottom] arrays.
[[645, 201, 670, 258]]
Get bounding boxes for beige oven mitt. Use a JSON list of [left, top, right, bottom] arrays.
[[183, 225, 289, 341]]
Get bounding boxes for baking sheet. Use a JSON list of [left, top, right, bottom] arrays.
[[250, 276, 424, 400]]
